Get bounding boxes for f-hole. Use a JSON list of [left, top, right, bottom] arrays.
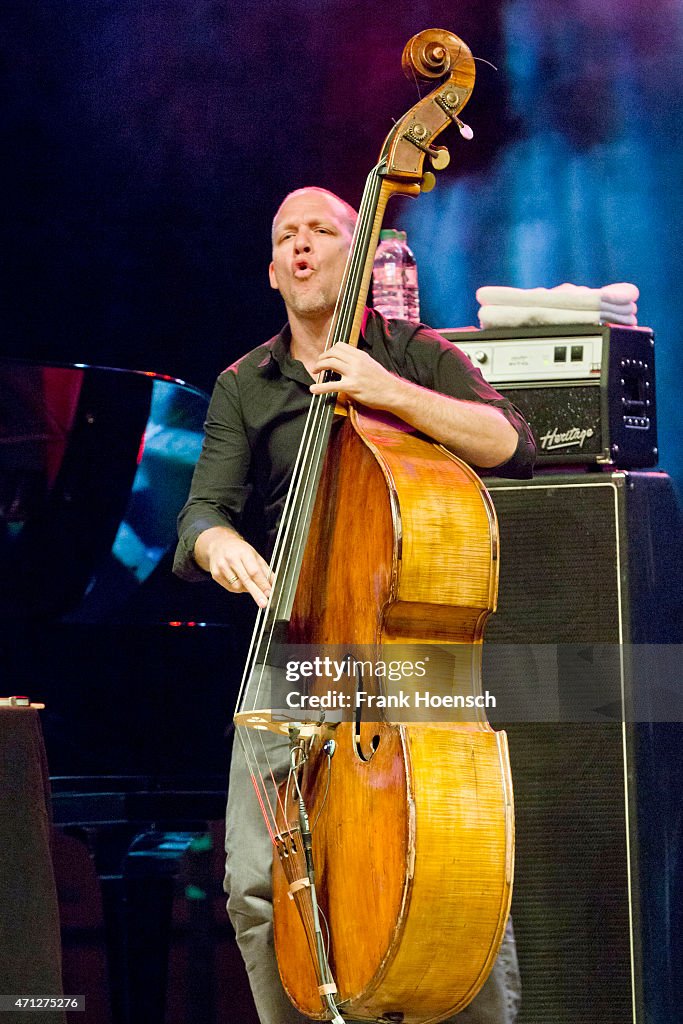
[[353, 661, 380, 762]]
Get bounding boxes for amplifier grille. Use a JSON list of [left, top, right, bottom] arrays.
[[482, 474, 644, 1023], [504, 722, 632, 1024], [485, 479, 622, 644]]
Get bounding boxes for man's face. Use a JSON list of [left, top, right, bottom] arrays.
[[269, 191, 355, 322]]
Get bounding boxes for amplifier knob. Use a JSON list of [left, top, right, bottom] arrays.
[[474, 350, 488, 364]]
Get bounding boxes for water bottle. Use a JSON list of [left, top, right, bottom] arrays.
[[399, 231, 420, 323], [372, 229, 405, 319], [372, 229, 420, 322]]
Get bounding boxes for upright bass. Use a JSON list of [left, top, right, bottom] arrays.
[[234, 28, 514, 1024]]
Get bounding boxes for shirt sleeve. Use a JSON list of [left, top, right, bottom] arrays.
[[173, 369, 252, 582], [404, 326, 536, 479]]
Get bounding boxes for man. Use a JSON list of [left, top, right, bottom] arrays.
[[175, 187, 534, 1023]]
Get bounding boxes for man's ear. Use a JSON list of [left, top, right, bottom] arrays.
[[268, 262, 280, 292]]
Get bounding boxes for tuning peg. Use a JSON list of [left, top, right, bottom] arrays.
[[429, 146, 450, 170], [456, 118, 474, 140], [421, 171, 437, 193], [414, 141, 450, 168], [403, 129, 451, 170], [436, 89, 475, 140]]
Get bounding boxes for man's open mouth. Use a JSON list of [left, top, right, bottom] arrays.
[[294, 261, 315, 279]]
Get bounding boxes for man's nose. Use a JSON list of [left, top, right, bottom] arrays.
[[294, 228, 312, 253]]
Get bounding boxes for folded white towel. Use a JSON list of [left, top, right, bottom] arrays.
[[476, 282, 639, 310], [601, 299, 638, 318], [478, 305, 638, 329], [600, 312, 638, 326]]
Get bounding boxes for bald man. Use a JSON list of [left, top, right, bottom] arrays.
[[175, 187, 533, 1023]]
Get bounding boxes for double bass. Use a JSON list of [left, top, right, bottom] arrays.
[[234, 29, 514, 1024]]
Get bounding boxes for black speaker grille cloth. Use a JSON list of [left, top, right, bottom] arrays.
[[486, 483, 621, 645], [504, 723, 632, 1023], [484, 480, 636, 1022]]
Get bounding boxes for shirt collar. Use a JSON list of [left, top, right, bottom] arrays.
[[258, 308, 374, 383], [269, 324, 291, 369], [258, 323, 312, 385]]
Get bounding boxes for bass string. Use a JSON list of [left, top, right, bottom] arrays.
[[235, 166, 385, 831], [236, 165, 383, 718], [242, 169, 382, 728], [233, 257, 375, 832], [253, 164, 381, 641], [236, 722, 288, 837], [260, 165, 383, 626]]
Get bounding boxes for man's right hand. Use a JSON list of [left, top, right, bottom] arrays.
[[193, 526, 273, 608]]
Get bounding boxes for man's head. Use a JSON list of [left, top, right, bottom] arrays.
[[269, 188, 358, 323]]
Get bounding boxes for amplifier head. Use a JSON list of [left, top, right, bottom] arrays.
[[439, 325, 658, 468]]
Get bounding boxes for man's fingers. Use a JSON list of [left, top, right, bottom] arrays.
[[211, 560, 243, 592], [310, 379, 340, 395], [221, 563, 265, 606], [239, 575, 268, 608], [242, 553, 274, 599], [257, 555, 275, 587], [218, 555, 274, 608], [206, 534, 274, 608], [312, 346, 352, 375]]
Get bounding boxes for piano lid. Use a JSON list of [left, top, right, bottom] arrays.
[[0, 358, 210, 622]]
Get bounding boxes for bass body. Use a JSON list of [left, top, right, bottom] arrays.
[[273, 408, 514, 1023]]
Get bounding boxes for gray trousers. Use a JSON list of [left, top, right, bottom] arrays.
[[225, 732, 521, 1024]]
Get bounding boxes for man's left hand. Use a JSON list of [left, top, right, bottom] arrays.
[[310, 344, 400, 409]]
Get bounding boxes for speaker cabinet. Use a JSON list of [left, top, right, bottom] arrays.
[[482, 471, 683, 1024]]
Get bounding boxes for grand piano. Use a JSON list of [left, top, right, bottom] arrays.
[[0, 358, 258, 1024], [0, 358, 255, 765]]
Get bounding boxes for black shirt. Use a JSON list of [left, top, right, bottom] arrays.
[[174, 310, 535, 581]]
